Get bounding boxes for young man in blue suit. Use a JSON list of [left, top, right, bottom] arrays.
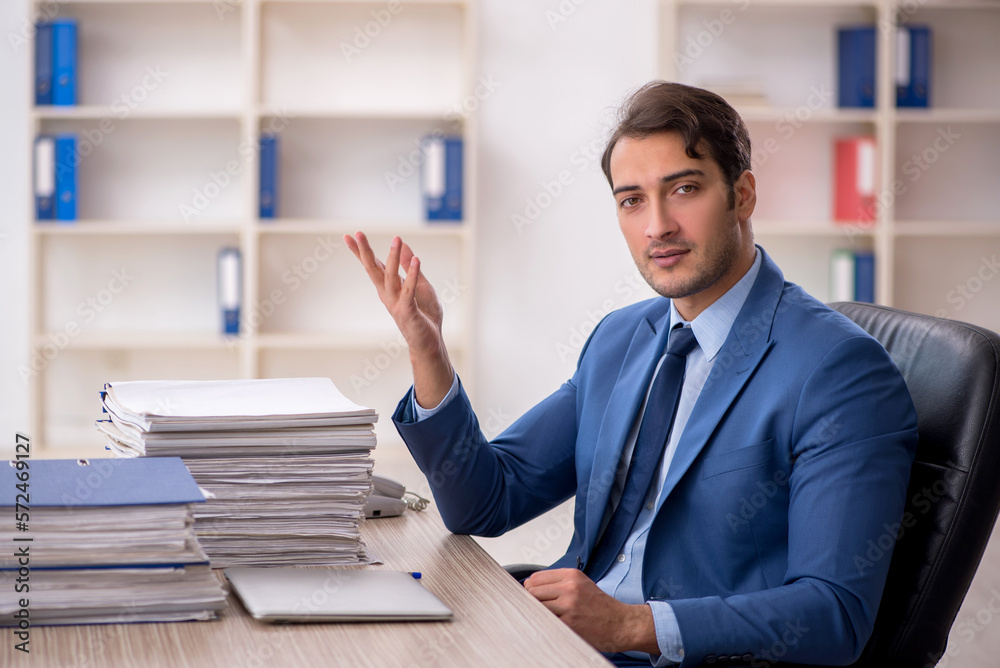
[[345, 82, 918, 667]]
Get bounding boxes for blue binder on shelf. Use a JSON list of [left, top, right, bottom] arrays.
[[837, 26, 876, 109], [259, 133, 278, 219], [422, 135, 463, 222], [896, 25, 931, 108], [0, 457, 205, 510], [35, 22, 53, 105], [51, 19, 77, 106], [218, 247, 242, 336], [854, 251, 876, 303], [34, 135, 56, 220], [54, 133, 77, 221]]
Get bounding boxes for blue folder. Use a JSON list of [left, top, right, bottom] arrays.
[[896, 26, 931, 108], [0, 457, 204, 509], [837, 26, 876, 108], [34, 135, 55, 220], [259, 133, 278, 219], [423, 136, 463, 221], [51, 19, 77, 106], [34, 22, 53, 105], [54, 133, 77, 221], [854, 251, 876, 303]]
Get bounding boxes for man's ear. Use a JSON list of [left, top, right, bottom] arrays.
[[734, 170, 757, 223]]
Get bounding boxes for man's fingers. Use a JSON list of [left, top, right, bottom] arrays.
[[525, 568, 583, 587], [399, 256, 420, 305], [383, 236, 404, 298], [345, 232, 390, 290]]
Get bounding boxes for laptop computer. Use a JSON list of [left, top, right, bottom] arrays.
[[225, 568, 453, 623]]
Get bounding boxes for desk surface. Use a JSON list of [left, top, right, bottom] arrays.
[[4, 506, 612, 668]]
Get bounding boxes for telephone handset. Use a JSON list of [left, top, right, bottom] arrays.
[[364, 475, 430, 518]]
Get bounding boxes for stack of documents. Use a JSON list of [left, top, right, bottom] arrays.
[[95, 378, 378, 567], [0, 458, 226, 626]]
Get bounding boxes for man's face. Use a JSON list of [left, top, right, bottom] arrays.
[[609, 131, 755, 320]]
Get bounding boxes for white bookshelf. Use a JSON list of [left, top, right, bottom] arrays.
[[27, 0, 478, 453], [658, 0, 1000, 331]]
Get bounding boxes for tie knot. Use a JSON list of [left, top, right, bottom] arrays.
[[667, 326, 698, 357]]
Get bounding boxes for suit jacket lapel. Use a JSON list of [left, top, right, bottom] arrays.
[[583, 310, 672, 553], [656, 247, 786, 508]]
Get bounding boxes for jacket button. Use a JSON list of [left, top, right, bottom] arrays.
[[704, 656, 717, 664]]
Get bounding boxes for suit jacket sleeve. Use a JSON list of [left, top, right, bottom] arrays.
[[391, 319, 608, 536]]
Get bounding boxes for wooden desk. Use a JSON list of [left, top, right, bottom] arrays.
[[4, 507, 612, 667]]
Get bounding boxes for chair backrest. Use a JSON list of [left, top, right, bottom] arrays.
[[829, 302, 1000, 667]]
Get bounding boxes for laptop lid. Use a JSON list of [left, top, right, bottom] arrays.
[[225, 568, 453, 623]]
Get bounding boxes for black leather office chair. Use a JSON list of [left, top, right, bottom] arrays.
[[830, 302, 1000, 667], [507, 304, 1000, 667]]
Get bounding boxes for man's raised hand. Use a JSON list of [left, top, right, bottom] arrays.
[[344, 232, 455, 408]]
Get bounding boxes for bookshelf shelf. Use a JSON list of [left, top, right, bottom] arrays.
[[894, 109, 1000, 124], [27, 0, 479, 453], [34, 107, 243, 121], [37, 332, 242, 350], [35, 221, 245, 235], [257, 219, 467, 237], [894, 221, 1000, 237], [660, 0, 1000, 314], [256, 331, 465, 351], [753, 220, 877, 237], [735, 107, 878, 124]]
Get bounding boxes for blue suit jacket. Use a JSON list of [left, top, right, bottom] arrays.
[[393, 249, 918, 666]]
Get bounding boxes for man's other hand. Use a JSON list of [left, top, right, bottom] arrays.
[[524, 568, 660, 655]]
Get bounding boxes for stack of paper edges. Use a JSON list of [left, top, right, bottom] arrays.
[[96, 378, 378, 567], [0, 458, 227, 625]]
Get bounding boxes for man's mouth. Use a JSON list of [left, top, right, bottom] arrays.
[[650, 248, 689, 267]]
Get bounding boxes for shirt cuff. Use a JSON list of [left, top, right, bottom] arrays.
[[649, 601, 685, 666], [410, 372, 460, 421]]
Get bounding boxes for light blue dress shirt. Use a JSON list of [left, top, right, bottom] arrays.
[[413, 248, 763, 666]]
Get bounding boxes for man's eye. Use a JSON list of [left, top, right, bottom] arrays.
[[620, 196, 640, 208], [677, 184, 696, 194]]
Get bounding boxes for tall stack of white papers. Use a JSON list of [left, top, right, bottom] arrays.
[[0, 458, 227, 626], [95, 378, 378, 567]]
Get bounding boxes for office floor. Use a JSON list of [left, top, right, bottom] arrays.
[[372, 447, 1000, 667]]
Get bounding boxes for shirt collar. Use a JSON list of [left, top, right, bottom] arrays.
[[669, 246, 763, 361]]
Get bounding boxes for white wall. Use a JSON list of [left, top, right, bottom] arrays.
[[472, 0, 659, 426], [1, 0, 31, 458]]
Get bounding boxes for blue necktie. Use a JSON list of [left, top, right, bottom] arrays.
[[586, 325, 698, 581]]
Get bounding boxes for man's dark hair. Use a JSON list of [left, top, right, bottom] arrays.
[[600, 81, 752, 208]]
